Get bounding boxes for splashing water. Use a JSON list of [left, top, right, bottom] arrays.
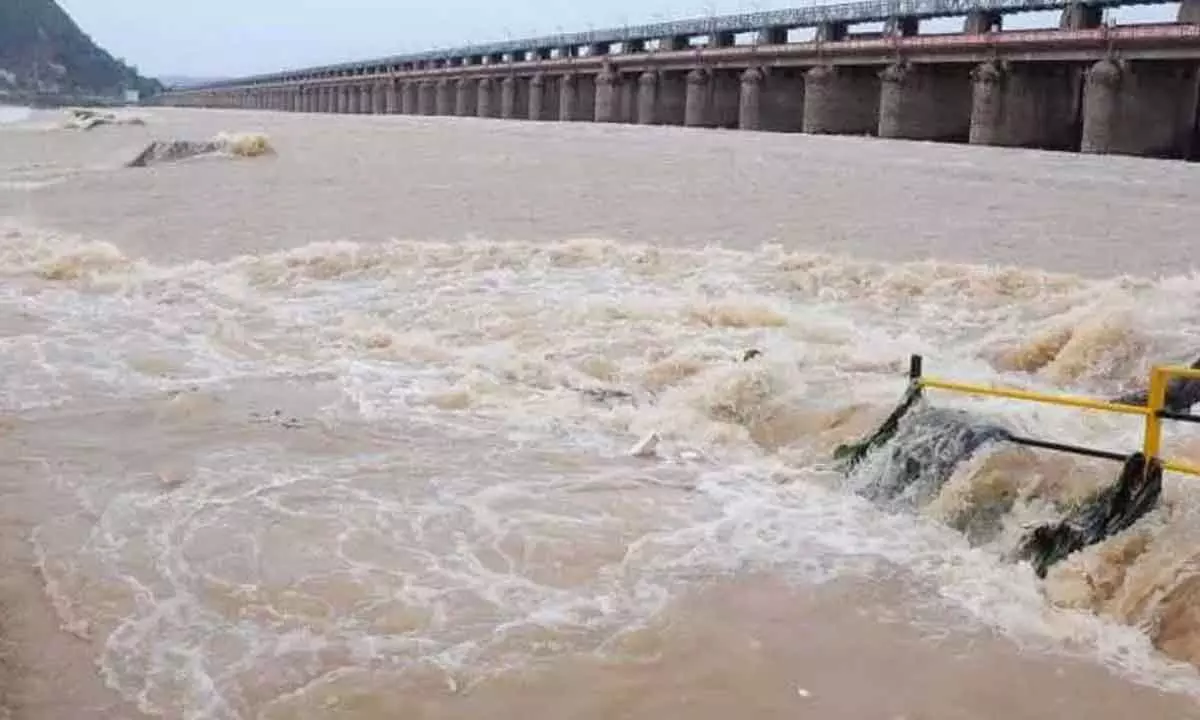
[[5, 226, 1200, 718]]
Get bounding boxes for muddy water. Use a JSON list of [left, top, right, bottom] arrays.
[[3, 108, 1200, 719]]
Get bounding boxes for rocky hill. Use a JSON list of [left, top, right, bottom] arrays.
[[0, 0, 160, 100]]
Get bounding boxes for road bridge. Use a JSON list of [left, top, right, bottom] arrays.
[[157, 1, 1200, 159]]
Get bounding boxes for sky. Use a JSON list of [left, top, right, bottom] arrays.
[[58, 0, 1180, 79]]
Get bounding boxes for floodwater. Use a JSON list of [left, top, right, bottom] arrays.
[[2, 107, 1200, 719]]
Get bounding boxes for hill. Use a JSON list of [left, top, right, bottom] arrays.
[[0, 0, 160, 99]]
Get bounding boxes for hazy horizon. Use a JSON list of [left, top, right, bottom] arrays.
[[58, 0, 1181, 80]]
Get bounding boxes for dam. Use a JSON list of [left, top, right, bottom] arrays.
[[156, 0, 1200, 159]]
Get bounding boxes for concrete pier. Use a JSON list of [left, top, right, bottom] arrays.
[[500, 76, 519, 119], [684, 69, 740, 128], [436, 79, 453, 115], [402, 82, 418, 115], [478, 78, 495, 118], [684, 69, 710, 127], [374, 83, 387, 113], [1081, 59, 1200, 157], [419, 80, 436, 115], [803, 65, 879, 135], [739, 68, 764, 130], [456, 78, 476, 116], [637, 72, 658, 125], [618, 74, 638, 123], [596, 66, 619, 122], [878, 62, 973, 141], [528, 74, 547, 120], [560, 74, 580, 121], [385, 81, 397, 114], [969, 61, 1080, 150]]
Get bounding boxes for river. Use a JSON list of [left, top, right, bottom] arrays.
[[1, 107, 1200, 719]]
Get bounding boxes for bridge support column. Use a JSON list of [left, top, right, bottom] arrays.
[[1081, 59, 1200, 158], [739, 67, 764, 130], [758, 27, 789, 45], [401, 82, 417, 114], [456, 78, 476, 116], [964, 10, 1001, 33], [683, 68, 739, 128], [436, 79, 454, 115], [878, 62, 972, 141], [528, 74, 547, 120], [385, 81, 397, 114], [374, 83, 387, 114], [684, 68, 710, 127], [478, 77, 495, 118], [969, 61, 1079, 150], [361, 85, 373, 114], [816, 22, 848, 42], [619, 73, 637, 123], [596, 66, 619, 122], [1180, 0, 1200, 22], [658, 71, 688, 125], [803, 65, 879, 135], [337, 86, 350, 113], [885, 16, 919, 36], [348, 85, 362, 114], [559, 74, 579, 121], [500, 76, 515, 118], [637, 72, 657, 125], [1060, 2, 1102, 29], [418, 81, 436, 115]]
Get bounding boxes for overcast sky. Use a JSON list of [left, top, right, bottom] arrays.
[[58, 0, 1179, 79]]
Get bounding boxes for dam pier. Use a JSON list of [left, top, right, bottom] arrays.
[[160, 0, 1200, 159]]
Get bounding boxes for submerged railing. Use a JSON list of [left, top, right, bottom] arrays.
[[909, 354, 1200, 476]]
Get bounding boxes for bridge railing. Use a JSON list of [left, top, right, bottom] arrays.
[[183, 0, 1176, 89]]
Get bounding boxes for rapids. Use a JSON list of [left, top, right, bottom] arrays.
[[4, 226, 1200, 716]]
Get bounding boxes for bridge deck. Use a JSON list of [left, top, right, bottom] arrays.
[[198, 0, 1169, 88]]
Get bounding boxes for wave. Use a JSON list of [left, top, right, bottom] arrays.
[[8, 227, 1200, 715]]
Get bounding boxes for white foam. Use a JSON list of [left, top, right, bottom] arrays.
[[12, 233, 1200, 716]]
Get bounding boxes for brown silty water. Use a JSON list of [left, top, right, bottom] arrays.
[[2, 106, 1200, 718]]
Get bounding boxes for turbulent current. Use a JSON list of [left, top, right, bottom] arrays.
[[5, 227, 1200, 717], [5, 108, 1200, 719]]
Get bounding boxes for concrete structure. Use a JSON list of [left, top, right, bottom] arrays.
[[159, 0, 1200, 160]]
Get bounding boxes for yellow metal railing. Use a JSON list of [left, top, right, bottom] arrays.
[[907, 355, 1200, 478]]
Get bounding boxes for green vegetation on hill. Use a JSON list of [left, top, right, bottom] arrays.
[[0, 0, 160, 98]]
